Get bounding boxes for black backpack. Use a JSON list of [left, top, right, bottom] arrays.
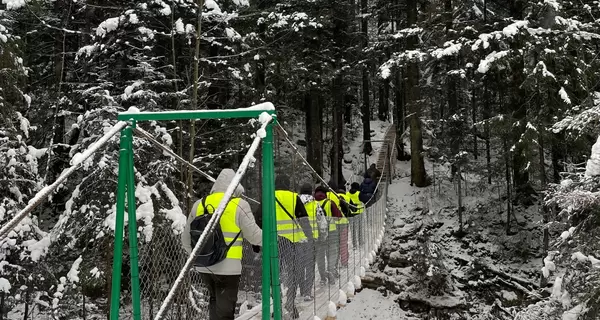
[[189, 197, 241, 267]]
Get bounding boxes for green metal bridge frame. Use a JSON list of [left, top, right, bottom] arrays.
[[111, 108, 281, 320]]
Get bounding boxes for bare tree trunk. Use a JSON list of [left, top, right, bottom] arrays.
[[361, 0, 372, 155], [306, 90, 324, 177], [457, 164, 463, 234], [332, 75, 345, 185], [170, 9, 185, 199], [187, 0, 204, 212], [395, 70, 407, 160], [472, 71, 478, 159], [484, 77, 492, 184], [483, 0, 487, 22], [551, 136, 563, 183], [539, 130, 549, 287], [504, 137, 512, 235], [445, 0, 459, 176], [407, 0, 427, 187]]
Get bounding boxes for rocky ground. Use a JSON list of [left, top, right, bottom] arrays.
[[356, 160, 549, 319]]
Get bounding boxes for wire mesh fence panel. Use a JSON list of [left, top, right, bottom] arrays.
[[134, 223, 209, 320]]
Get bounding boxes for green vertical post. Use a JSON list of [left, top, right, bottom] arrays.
[[261, 122, 282, 320], [268, 123, 283, 320], [124, 124, 143, 320], [109, 129, 130, 320], [261, 122, 273, 319]]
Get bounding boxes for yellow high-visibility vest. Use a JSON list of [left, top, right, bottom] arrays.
[[317, 199, 337, 231], [327, 192, 349, 225], [304, 201, 320, 239], [346, 191, 364, 215], [275, 190, 307, 243], [196, 193, 243, 260]]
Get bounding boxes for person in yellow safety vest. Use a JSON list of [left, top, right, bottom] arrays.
[[325, 180, 349, 267], [314, 185, 344, 282], [326, 180, 350, 225], [254, 174, 312, 319], [299, 183, 329, 300], [347, 182, 365, 248], [181, 169, 262, 320]]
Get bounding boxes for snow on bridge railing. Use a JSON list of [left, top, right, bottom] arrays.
[[117, 102, 276, 121]]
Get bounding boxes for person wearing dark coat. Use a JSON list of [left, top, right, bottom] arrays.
[[366, 164, 382, 181], [359, 173, 377, 205]]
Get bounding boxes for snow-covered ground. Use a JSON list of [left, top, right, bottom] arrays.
[[343, 120, 391, 184], [337, 289, 409, 320], [335, 157, 545, 319]]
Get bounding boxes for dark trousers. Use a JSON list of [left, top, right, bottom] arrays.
[[352, 215, 363, 248], [315, 237, 328, 282], [200, 273, 241, 320], [298, 242, 315, 296], [279, 238, 298, 312], [327, 230, 340, 277]]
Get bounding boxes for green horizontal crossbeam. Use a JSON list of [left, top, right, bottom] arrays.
[[117, 108, 275, 121]]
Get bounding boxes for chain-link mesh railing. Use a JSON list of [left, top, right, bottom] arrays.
[[229, 124, 394, 320], [0, 117, 394, 320], [110, 118, 393, 320]]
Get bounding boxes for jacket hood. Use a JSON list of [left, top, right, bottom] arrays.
[[210, 168, 244, 197], [300, 182, 313, 195], [348, 188, 359, 194], [314, 186, 328, 201], [314, 191, 327, 201], [363, 177, 373, 184], [275, 174, 291, 190]]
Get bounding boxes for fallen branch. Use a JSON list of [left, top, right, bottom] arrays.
[[471, 260, 539, 290], [497, 278, 542, 300]]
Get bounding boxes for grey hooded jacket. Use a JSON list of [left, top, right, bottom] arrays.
[[181, 169, 262, 275]]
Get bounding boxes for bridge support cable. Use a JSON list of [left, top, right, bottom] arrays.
[[259, 124, 394, 320], [133, 126, 260, 205]]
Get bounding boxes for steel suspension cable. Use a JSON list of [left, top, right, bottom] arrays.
[[133, 126, 261, 205], [274, 124, 391, 207]]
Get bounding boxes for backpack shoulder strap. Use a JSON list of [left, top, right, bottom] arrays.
[[201, 196, 207, 214], [225, 230, 242, 249], [276, 197, 302, 229], [276, 197, 295, 221], [321, 199, 330, 214]]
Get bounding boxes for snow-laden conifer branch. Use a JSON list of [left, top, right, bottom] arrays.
[[0, 121, 127, 239]]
